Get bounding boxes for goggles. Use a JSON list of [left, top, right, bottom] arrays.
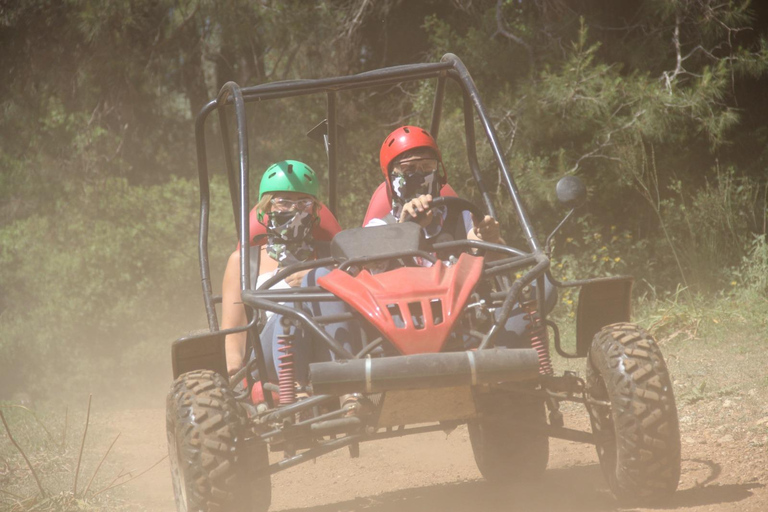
[[270, 197, 315, 212], [392, 158, 439, 176]]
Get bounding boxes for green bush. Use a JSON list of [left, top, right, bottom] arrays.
[[0, 177, 234, 400]]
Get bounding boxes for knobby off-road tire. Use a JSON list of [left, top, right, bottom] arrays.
[[468, 391, 549, 483], [586, 323, 681, 505], [167, 369, 271, 512]]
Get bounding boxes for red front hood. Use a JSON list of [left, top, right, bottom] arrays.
[[317, 253, 484, 354]]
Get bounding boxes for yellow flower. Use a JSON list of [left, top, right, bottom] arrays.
[[591, 255, 597, 262], [602, 256, 610, 262], [566, 237, 574, 243], [730, 281, 737, 286], [614, 257, 621, 262]]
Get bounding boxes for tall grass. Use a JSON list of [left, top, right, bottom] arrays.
[[0, 397, 165, 512]]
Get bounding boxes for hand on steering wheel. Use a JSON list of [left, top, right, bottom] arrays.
[[471, 215, 502, 243], [430, 196, 502, 243], [399, 194, 436, 227]]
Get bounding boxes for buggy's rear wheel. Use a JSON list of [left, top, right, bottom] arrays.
[[166, 369, 271, 512], [586, 323, 680, 505], [468, 391, 549, 483]]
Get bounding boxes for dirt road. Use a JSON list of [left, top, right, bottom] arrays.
[[99, 394, 768, 512]]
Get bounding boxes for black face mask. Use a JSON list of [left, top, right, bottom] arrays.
[[390, 169, 442, 215], [263, 210, 315, 267]]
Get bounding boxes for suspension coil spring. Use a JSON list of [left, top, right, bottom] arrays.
[[277, 333, 297, 405], [521, 297, 554, 376]]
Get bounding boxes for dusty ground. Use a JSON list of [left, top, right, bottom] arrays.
[[98, 376, 768, 512]]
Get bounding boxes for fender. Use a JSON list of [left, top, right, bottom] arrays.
[[575, 276, 633, 357], [171, 331, 228, 379]]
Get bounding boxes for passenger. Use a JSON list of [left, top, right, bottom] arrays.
[[221, 160, 359, 388]]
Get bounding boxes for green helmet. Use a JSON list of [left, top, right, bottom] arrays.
[[258, 160, 319, 200]]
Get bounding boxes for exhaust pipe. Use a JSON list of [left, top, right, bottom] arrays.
[[309, 348, 540, 395]]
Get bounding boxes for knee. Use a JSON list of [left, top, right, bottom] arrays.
[[303, 266, 332, 287]]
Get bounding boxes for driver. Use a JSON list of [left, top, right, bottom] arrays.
[[370, 125, 502, 246], [371, 126, 556, 348]]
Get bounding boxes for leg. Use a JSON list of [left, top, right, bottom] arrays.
[[302, 267, 365, 361], [495, 276, 558, 348], [254, 313, 280, 383], [256, 268, 366, 387]]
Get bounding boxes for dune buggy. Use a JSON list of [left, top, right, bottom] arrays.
[[166, 54, 681, 511]]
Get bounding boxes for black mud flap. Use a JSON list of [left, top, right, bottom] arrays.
[[574, 276, 633, 357], [171, 331, 227, 380]]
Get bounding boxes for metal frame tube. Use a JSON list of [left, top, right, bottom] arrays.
[[327, 92, 338, 215], [241, 296, 355, 360], [195, 100, 220, 331], [217, 104, 241, 235], [429, 73, 447, 138], [479, 256, 550, 350], [441, 53, 540, 252], [460, 82, 496, 218], [240, 62, 451, 99]]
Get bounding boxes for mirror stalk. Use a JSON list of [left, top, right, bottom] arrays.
[[545, 208, 575, 257]]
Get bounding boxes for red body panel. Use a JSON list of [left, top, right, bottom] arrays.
[[317, 253, 484, 355]]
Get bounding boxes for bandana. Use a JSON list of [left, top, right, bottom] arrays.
[[264, 210, 315, 267], [390, 169, 445, 237]]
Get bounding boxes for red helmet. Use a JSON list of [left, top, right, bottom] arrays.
[[379, 126, 446, 183]]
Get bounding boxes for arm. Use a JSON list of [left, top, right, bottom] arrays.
[[222, 246, 309, 376], [221, 250, 248, 376], [468, 214, 505, 262]]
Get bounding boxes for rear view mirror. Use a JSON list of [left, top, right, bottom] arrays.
[[556, 176, 587, 209]]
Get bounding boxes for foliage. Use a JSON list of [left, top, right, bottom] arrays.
[[0, 177, 234, 398], [732, 233, 768, 296]]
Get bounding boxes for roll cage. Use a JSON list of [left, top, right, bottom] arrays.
[[189, 53, 558, 405]]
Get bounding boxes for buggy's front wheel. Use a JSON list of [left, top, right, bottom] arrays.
[[468, 391, 549, 483], [586, 323, 680, 505], [166, 369, 271, 512]]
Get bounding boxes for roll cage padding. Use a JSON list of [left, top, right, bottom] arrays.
[[362, 182, 460, 226], [238, 202, 342, 248]]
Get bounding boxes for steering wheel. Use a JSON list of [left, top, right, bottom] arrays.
[[418, 196, 485, 260], [428, 196, 525, 259], [428, 196, 485, 220]]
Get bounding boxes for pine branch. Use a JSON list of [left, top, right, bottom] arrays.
[[495, 0, 535, 67]]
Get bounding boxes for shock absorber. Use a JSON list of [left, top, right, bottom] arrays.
[[521, 294, 554, 376], [277, 333, 297, 405]]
